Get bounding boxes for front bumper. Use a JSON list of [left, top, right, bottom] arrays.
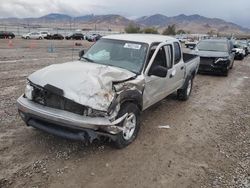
[[17, 96, 127, 139], [235, 52, 244, 59], [198, 59, 229, 73]]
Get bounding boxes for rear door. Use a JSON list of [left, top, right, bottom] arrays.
[[171, 42, 185, 90]]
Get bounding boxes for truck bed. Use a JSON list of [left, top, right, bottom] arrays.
[[183, 53, 200, 77], [183, 53, 199, 63]]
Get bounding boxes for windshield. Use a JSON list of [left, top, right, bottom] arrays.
[[197, 41, 228, 52], [82, 39, 148, 74], [234, 44, 242, 48]]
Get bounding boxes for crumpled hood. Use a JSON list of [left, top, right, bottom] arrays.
[[192, 50, 229, 58], [28, 61, 136, 111]]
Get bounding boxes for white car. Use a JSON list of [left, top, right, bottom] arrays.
[[22, 32, 43, 40], [233, 44, 246, 60], [39, 31, 50, 38], [237, 40, 250, 55]]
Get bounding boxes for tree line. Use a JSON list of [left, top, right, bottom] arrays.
[[124, 24, 188, 35]]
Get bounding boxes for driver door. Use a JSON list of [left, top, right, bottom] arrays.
[[143, 43, 174, 110]]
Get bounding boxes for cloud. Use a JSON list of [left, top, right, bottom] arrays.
[[0, 0, 107, 18], [0, 0, 249, 28]]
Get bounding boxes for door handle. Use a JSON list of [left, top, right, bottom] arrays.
[[181, 66, 184, 70], [170, 69, 176, 78]]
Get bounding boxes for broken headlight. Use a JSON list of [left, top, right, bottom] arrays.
[[214, 57, 229, 64], [25, 83, 34, 100], [108, 103, 120, 121]]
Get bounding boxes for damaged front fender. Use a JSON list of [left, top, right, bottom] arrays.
[[108, 75, 145, 118]]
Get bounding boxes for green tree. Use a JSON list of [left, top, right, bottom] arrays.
[[143, 27, 159, 34], [207, 30, 216, 36], [125, 24, 141, 33], [176, 29, 186, 34], [162, 24, 176, 35]]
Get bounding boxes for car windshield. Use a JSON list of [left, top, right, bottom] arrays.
[[197, 41, 228, 52], [81, 39, 148, 74], [234, 44, 242, 48], [238, 41, 247, 46]]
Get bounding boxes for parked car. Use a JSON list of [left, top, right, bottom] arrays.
[[0, 31, 15, 39], [65, 33, 84, 40], [17, 34, 200, 148], [193, 39, 235, 76], [22, 32, 43, 40], [44, 34, 64, 40], [86, 34, 102, 42], [185, 39, 198, 49], [237, 40, 249, 55], [233, 43, 245, 60], [39, 31, 50, 38]]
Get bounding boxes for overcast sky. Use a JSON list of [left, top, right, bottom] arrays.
[[0, 0, 249, 28]]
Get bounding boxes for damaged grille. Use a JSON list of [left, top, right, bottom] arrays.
[[200, 57, 215, 65], [32, 84, 85, 115]]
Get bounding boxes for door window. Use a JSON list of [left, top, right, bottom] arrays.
[[152, 47, 167, 67], [148, 45, 173, 69], [164, 45, 173, 69], [174, 42, 181, 64]]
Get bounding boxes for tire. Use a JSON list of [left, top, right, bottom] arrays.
[[230, 60, 234, 69], [39, 37, 42, 40], [222, 69, 229, 77], [177, 76, 193, 101], [26, 36, 30, 39], [113, 103, 140, 149]]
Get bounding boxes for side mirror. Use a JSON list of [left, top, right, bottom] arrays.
[[148, 65, 168, 78], [79, 50, 85, 58]]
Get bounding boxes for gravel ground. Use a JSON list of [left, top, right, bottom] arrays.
[[0, 38, 249, 188]]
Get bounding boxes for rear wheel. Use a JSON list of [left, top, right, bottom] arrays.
[[26, 36, 30, 39], [113, 103, 140, 149], [177, 76, 193, 101]]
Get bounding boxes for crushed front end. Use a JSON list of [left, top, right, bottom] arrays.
[[198, 57, 230, 73], [17, 81, 128, 142]]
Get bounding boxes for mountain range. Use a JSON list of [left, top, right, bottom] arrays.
[[1, 13, 249, 34]]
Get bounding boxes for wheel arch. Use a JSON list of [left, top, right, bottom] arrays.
[[108, 89, 143, 113]]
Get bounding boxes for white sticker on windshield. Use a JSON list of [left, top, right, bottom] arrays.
[[124, 43, 141, 50]]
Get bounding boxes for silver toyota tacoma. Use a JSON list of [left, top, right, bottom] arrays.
[[17, 34, 200, 148]]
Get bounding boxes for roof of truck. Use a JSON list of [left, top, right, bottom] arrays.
[[103, 34, 177, 45]]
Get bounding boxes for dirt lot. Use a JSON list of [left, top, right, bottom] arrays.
[[0, 38, 249, 188]]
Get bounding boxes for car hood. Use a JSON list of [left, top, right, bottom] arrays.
[[28, 61, 136, 111], [192, 50, 229, 58]]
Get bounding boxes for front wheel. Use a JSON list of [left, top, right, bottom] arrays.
[[240, 54, 244, 60], [177, 76, 193, 101], [113, 103, 140, 149], [222, 69, 229, 77], [230, 60, 234, 69]]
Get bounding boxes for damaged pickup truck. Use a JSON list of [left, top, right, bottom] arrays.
[[17, 34, 200, 148]]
